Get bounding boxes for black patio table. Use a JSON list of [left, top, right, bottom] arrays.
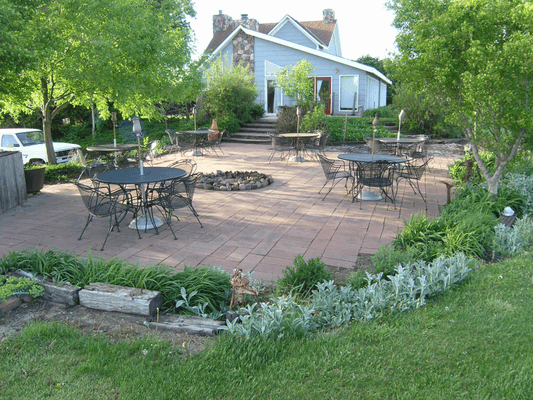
[[86, 143, 139, 166], [338, 153, 407, 202], [177, 130, 211, 156], [278, 132, 320, 162], [96, 167, 187, 231]]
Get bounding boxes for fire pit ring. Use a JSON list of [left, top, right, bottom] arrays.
[[196, 171, 274, 191]]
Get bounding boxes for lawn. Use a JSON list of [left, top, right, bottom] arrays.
[[1, 254, 532, 399]]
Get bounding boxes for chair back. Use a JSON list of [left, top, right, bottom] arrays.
[[317, 154, 336, 180], [168, 159, 197, 176], [74, 181, 117, 218], [401, 157, 432, 181], [163, 173, 199, 209], [357, 161, 394, 188]]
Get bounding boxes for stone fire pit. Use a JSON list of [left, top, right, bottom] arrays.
[[197, 171, 273, 191]]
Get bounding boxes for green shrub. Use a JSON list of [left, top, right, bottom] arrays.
[[300, 104, 329, 133], [326, 117, 393, 142], [0, 275, 45, 302], [0, 249, 231, 313], [277, 256, 333, 297], [372, 245, 419, 276], [201, 54, 257, 133], [44, 162, 84, 184], [276, 106, 299, 133], [448, 151, 496, 186]]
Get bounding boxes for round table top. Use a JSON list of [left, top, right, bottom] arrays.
[[338, 153, 407, 163], [278, 132, 320, 138], [375, 137, 426, 144], [96, 167, 187, 185], [86, 143, 138, 152], [178, 130, 212, 135]]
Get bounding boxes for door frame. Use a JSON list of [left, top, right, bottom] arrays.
[[314, 76, 332, 115]]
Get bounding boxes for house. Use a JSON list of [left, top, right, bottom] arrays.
[[205, 9, 391, 116]]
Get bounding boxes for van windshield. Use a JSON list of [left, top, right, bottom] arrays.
[[17, 131, 44, 146]]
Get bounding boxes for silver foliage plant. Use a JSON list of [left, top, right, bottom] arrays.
[[501, 173, 533, 214], [493, 216, 533, 257], [223, 253, 472, 337]]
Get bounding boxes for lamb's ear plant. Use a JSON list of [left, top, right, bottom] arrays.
[[224, 253, 473, 338], [493, 216, 533, 258]]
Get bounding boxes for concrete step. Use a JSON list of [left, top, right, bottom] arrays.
[[226, 117, 277, 144]]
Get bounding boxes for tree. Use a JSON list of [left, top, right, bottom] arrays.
[[355, 55, 386, 76], [201, 54, 257, 133], [0, 0, 37, 92], [0, 0, 196, 163], [387, 0, 533, 194], [276, 60, 314, 109]]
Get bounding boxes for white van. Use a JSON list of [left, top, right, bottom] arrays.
[[0, 128, 81, 164]]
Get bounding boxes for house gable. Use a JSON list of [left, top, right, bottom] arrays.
[[269, 15, 325, 50], [205, 9, 391, 113]]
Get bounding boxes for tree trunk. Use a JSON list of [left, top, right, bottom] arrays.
[[41, 78, 57, 165]]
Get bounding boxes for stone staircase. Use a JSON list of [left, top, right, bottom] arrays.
[[224, 116, 276, 144]]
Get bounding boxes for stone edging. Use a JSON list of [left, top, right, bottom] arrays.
[[197, 171, 274, 191]]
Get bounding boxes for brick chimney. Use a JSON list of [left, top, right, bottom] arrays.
[[323, 9, 335, 24]]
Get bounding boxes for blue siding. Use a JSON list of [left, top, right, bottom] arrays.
[[272, 22, 316, 49], [254, 38, 386, 113]]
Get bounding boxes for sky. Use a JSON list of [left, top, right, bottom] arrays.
[[187, 0, 398, 61]]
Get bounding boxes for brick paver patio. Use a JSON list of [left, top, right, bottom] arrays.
[[0, 143, 459, 284]]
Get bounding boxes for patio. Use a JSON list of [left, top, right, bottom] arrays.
[[0, 143, 460, 284]]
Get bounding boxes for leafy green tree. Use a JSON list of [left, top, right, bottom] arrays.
[[201, 54, 257, 133], [355, 55, 386, 76], [0, 0, 37, 92], [0, 0, 196, 163], [276, 60, 314, 109], [387, 0, 533, 194]]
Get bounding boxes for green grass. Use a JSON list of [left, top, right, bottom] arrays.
[[2, 254, 532, 399]]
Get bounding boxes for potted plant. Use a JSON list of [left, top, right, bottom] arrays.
[[24, 163, 46, 194]]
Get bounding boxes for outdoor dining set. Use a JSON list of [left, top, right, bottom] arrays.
[[75, 136, 207, 251], [317, 134, 432, 209], [73, 124, 432, 250]]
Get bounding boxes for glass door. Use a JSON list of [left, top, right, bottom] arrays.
[[267, 79, 281, 115], [314, 77, 332, 115]]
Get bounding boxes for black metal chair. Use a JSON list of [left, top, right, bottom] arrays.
[[203, 130, 226, 156], [268, 132, 293, 164], [146, 173, 203, 239], [167, 159, 197, 176], [307, 131, 330, 160], [394, 156, 433, 209], [74, 181, 138, 250], [176, 132, 195, 156], [163, 130, 181, 155], [353, 161, 396, 208], [317, 153, 354, 200]]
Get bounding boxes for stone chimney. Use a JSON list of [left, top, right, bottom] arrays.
[[237, 14, 259, 31], [323, 9, 335, 24], [213, 11, 259, 34], [213, 11, 234, 34]]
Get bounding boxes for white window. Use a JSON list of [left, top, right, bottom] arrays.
[[340, 75, 359, 111]]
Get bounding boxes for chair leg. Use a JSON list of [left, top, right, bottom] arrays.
[[187, 203, 203, 228], [78, 215, 93, 240]]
